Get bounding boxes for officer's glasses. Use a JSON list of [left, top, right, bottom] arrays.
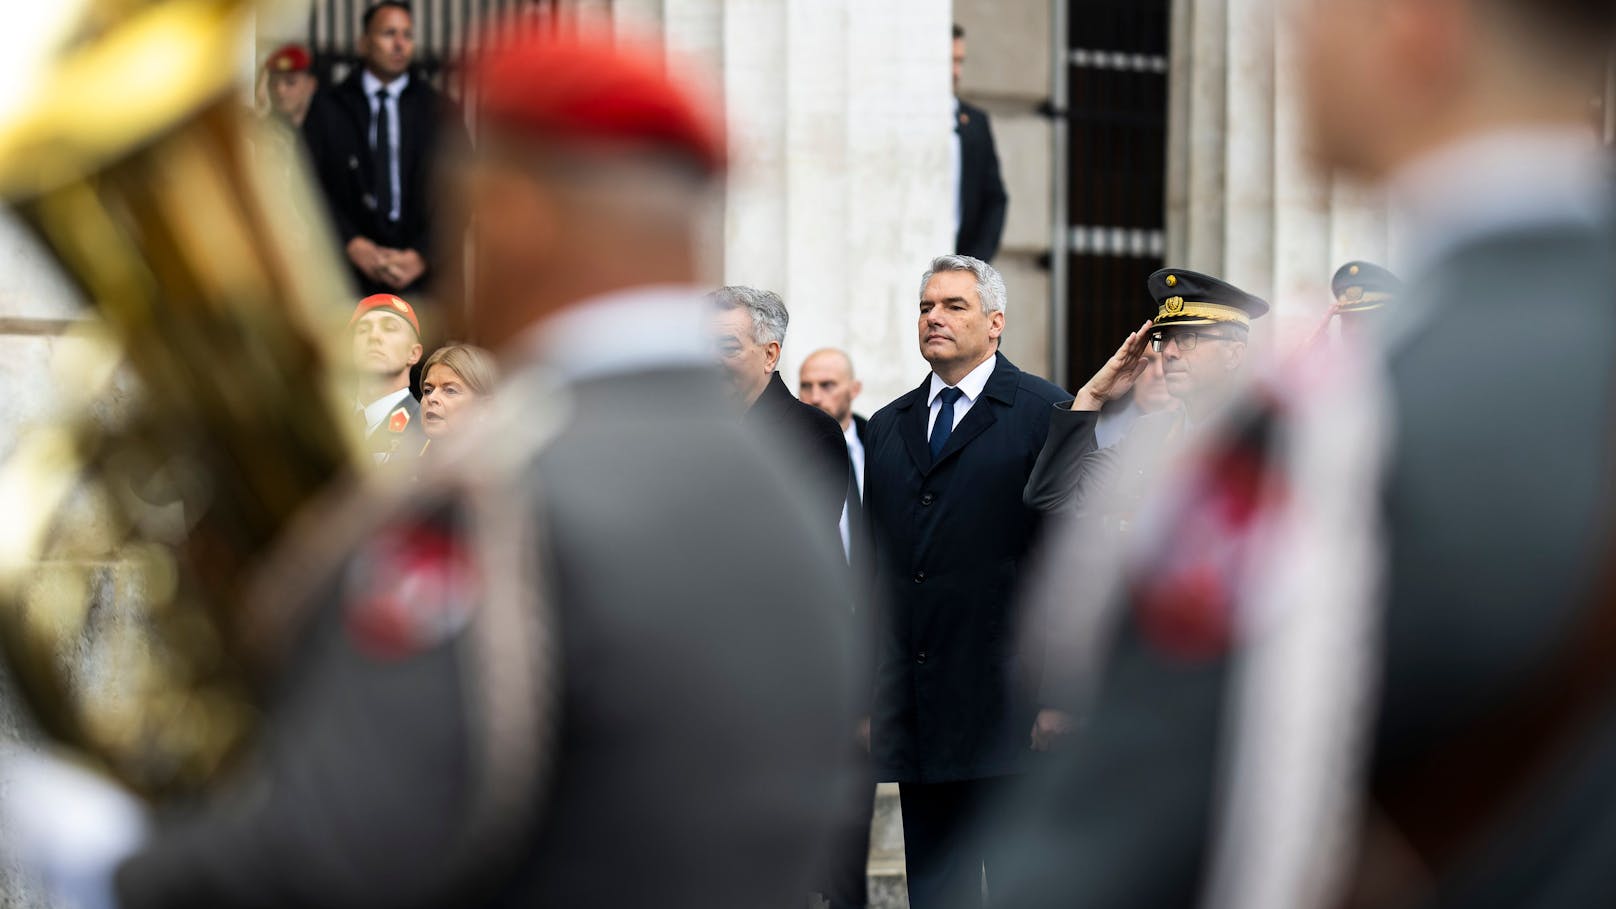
[[1152, 329, 1233, 353]]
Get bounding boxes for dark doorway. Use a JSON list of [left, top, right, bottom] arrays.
[[1062, 0, 1171, 389]]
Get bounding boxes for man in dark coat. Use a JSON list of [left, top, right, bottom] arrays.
[[988, 0, 1616, 906], [1, 26, 861, 909], [712, 286, 851, 539], [301, 1, 463, 297], [952, 24, 1008, 263], [862, 254, 1068, 909]]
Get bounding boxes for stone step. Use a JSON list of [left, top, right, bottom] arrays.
[[868, 782, 909, 909]]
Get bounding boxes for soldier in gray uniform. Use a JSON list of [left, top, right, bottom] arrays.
[[100, 27, 861, 909], [990, 0, 1616, 906]]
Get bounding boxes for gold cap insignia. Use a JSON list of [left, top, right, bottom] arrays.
[[391, 298, 410, 314], [1344, 286, 1364, 303], [275, 57, 293, 72], [1165, 275, 1178, 288], [1349, 265, 1361, 276], [1164, 296, 1185, 314]]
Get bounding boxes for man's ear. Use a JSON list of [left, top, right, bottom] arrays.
[[851, 379, 864, 400], [989, 310, 1006, 340], [1226, 339, 1247, 371], [764, 341, 782, 373], [408, 342, 424, 366]]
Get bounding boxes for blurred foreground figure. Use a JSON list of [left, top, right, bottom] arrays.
[[992, 0, 1616, 907], [1331, 260, 1401, 343], [107, 22, 857, 909], [261, 43, 316, 129]]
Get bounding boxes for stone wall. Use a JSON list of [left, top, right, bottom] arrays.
[[953, 0, 1057, 384]]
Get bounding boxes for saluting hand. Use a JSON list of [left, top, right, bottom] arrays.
[[1071, 320, 1154, 412]]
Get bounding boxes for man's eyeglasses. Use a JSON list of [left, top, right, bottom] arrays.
[[1152, 329, 1234, 352]]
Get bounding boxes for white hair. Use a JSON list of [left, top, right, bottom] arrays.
[[919, 254, 1007, 315], [709, 285, 789, 346]]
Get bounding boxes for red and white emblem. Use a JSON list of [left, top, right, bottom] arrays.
[[346, 521, 478, 660]]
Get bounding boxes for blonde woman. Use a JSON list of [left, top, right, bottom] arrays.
[[417, 344, 498, 459]]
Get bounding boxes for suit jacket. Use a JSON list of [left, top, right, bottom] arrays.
[[116, 364, 860, 909], [988, 211, 1616, 907], [744, 371, 852, 542], [956, 100, 1009, 263], [300, 69, 464, 295], [863, 353, 1069, 783]]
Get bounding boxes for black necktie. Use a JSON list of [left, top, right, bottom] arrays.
[[373, 88, 394, 222], [929, 387, 964, 460]]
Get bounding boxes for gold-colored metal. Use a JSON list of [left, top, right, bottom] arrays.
[[0, 0, 358, 798]]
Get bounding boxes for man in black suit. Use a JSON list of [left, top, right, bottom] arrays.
[[952, 24, 1008, 263], [349, 292, 426, 465], [301, 1, 461, 297], [989, 0, 1616, 906], [711, 286, 851, 539], [800, 346, 875, 909], [800, 347, 868, 561], [863, 254, 1068, 909]]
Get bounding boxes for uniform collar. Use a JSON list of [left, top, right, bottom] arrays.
[[1390, 126, 1610, 279], [517, 285, 711, 384], [360, 386, 412, 431]]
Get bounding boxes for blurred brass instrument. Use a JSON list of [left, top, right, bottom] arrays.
[[0, 0, 357, 797]]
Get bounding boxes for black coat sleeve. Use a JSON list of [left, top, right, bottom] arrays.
[[1024, 406, 1103, 514], [300, 93, 361, 246], [972, 114, 1009, 263]]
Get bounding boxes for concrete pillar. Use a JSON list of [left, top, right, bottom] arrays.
[[615, 0, 951, 412], [1166, 0, 1392, 344]]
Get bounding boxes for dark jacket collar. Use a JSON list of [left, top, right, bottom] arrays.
[[744, 371, 797, 422], [894, 352, 1020, 411]]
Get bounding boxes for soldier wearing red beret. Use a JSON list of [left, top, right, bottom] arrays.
[[349, 292, 427, 465], [262, 43, 317, 129], [102, 17, 859, 909]]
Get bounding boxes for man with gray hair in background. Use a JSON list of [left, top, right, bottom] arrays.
[[710, 285, 851, 543], [860, 255, 1068, 908]]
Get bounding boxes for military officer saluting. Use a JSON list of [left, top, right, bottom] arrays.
[[349, 292, 426, 465], [1023, 268, 1269, 524]]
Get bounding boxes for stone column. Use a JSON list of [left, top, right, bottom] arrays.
[[616, 0, 954, 410], [1166, 0, 1393, 345]]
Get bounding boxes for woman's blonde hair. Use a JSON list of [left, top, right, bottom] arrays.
[[421, 344, 499, 396]]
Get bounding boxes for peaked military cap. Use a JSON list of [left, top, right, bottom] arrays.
[[1147, 268, 1270, 329], [1331, 261, 1401, 313]]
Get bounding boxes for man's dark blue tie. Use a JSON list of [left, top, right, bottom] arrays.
[[929, 386, 965, 461], [373, 89, 395, 222]]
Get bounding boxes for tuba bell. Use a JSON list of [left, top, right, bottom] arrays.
[[0, 0, 359, 798]]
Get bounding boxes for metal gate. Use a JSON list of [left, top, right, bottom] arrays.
[[1061, 0, 1172, 389]]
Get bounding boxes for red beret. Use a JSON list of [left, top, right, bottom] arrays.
[[265, 43, 312, 74], [468, 22, 726, 175], [350, 294, 421, 338]]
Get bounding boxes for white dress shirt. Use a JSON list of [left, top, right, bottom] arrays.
[[362, 70, 409, 223], [359, 386, 413, 436], [926, 353, 998, 437]]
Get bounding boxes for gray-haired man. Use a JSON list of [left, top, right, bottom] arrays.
[[710, 285, 851, 542], [861, 255, 1068, 909]]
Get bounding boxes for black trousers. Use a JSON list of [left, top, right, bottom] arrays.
[[821, 756, 876, 909], [899, 779, 1002, 909]]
